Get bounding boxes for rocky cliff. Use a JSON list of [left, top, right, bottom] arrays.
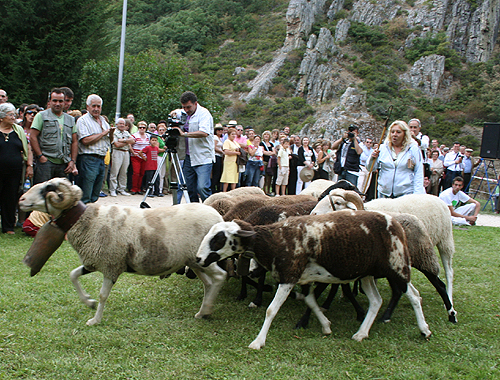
[[241, 0, 499, 140]]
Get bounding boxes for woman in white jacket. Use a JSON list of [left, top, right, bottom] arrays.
[[368, 120, 425, 198]]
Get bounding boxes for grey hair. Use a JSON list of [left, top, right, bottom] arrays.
[[116, 118, 126, 125], [0, 102, 16, 118], [408, 118, 421, 128], [86, 94, 103, 106]]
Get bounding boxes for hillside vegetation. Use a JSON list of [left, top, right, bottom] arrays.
[[1, 0, 499, 146]]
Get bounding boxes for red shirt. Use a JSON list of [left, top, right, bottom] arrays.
[[142, 146, 159, 171]]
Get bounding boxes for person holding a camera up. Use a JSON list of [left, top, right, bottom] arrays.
[[443, 142, 464, 190], [174, 91, 214, 203], [331, 124, 363, 188]]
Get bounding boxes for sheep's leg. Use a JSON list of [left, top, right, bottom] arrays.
[[379, 277, 403, 323], [405, 282, 432, 338], [70, 266, 97, 309], [295, 282, 329, 329], [193, 263, 227, 319], [249, 283, 294, 350], [352, 276, 382, 342], [236, 276, 249, 301], [437, 240, 454, 305], [339, 283, 365, 322], [249, 272, 267, 308], [303, 287, 332, 335], [86, 277, 115, 326], [420, 269, 457, 323]]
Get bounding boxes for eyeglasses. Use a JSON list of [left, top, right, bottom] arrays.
[[236, 129, 243, 131], [138, 126, 146, 129], [26, 111, 37, 115]]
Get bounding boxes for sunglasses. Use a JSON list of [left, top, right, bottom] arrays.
[[26, 111, 37, 115], [138, 126, 146, 129]]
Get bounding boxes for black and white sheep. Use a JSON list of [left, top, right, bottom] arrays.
[[196, 211, 431, 349], [311, 191, 456, 308], [19, 178, 227, 326]]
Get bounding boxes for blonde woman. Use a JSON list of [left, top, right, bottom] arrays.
[[368, 120, 425, 198], [220, 127, 240, 191]]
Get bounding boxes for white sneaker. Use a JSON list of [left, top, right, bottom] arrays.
[[110, 191, 117, 197], [118, 190, 131, 196]]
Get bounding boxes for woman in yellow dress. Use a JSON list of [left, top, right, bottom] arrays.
[[220, 127, 241, 192]]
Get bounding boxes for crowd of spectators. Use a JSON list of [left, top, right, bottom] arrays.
[[0, 85, 493, 235]]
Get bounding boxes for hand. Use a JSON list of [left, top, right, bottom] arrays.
[[38, 155, 48, 164], [26, 166, 34, 178], [372, 149, 380, 158], [64, 160, 76, 174], [466, 215, 477, 224]]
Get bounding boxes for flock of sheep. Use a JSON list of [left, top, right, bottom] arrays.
[[19, 178, 456, 350]]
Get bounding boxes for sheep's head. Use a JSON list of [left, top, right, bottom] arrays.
[[311, 189, 364, 215], [19, 178, 83, 216], [196, 220, 256, 267]]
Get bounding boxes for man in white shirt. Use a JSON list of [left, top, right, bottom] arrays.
[[443, 142, 463, 189], [439, 176, 480, 226], [358, 137, 374, 193], [409, 118, 429, 159]]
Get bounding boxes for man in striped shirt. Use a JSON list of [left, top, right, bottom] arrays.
[[76, 94, 114, 203]]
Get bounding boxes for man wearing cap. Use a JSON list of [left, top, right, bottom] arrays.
[[443, 142, 463, 190], [409, 118, 429, 159], [331, 125, 363, 187], [462, 148, 479, 192]]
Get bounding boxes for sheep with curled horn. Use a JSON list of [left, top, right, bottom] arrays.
[[307, 189, 456, 324], [19, 178, 227, 326]]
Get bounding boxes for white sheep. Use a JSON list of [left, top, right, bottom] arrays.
[[196, 211, 432, 349], [312, 192, 456, 307], [203, 186, 266, 206], [298, 179, 335, 198], [19, 178, 227, 326]]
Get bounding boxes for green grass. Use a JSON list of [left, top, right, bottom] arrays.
[[1, 226, 499, 379]]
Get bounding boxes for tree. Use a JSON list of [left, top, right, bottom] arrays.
[[79, 50, 224, 122], [0, 0, 108, 106]]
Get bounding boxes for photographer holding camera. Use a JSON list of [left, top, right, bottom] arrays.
[[443, 142, 464, 190], [174, 91, 214, 203], [331, 125, 363, 187]]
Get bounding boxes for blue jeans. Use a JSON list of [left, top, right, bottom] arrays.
[[338, 169, 359, 188], [76, 154, 105, 204], [245, 160, 262, 187], [182, 155, 212, 202]]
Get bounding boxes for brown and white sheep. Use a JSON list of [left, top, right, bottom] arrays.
[[196, 211, 432, 349]]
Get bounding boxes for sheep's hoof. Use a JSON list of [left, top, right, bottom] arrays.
[[248, 302, 259, 308], [421, 330, 432, 339], [195, 312, 210, 319], [84, 299, 97, 309], [352, 332, 368, 342], [248, 340, 264, 350], [86, 317, 100, 326], [448, 311, 458, 324], [322, 324, 332, 335]]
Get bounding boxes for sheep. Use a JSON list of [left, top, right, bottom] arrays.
[[298, 179, 335, 198], [312, 191, 456, 308], [209, 194, 268, 216], [19, 178, 227, 326], [196, 211, 432, 349], [203, 186, 266, 206], [222, 194, 317, 221]]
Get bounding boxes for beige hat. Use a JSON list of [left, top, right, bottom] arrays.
[[227, 120, 237, 126], [465, 148, 473, 152], [299, 167, 315, 183]]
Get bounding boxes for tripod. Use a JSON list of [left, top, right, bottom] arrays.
[[140, 146, 190, 208]]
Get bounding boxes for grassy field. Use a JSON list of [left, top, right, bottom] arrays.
[[0, 226, 499, 379]]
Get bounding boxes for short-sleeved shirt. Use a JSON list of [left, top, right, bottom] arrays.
[[277, 147, 290, 167], [142, 145, 159, 171], [439, 187, 470, 210], [113, 129, 133, 151], [132, 133, 150, 154], [76, 113, 111, 156]]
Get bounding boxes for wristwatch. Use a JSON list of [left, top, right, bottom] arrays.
[[37, 154, 44, 159]]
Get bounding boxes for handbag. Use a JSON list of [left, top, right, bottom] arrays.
[[237, 147, 248, 166]]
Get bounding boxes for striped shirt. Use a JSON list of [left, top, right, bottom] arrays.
[[77, 113, 111, 156]]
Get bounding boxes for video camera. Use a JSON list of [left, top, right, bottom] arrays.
[[146, 114, 187, 150]]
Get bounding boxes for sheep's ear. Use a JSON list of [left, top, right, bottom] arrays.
[[235, 230, 256, 238]]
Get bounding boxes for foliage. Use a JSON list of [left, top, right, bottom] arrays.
[[79, 50, 224, 123], [1, 226, 499, 378], [404, 32, 462, 70], [0, 0, 109, 107]]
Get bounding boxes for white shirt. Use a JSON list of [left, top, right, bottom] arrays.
[[439, 187, 470, 210], [77, 113, 111, 156], [444, 150, 463, 172]]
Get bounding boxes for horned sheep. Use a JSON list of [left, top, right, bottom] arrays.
[[196, 211, 432, 349], [19, 178, 227, 326], [311, 191, 456, 308]]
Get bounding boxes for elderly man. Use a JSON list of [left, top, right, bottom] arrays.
[[0, 89, 7, 104], [30, 88, 78, 184], [109, 118, 134, 197], [177, 91, 214, 202], [408, 118, 429, 159], [76, 94, 114, 203]]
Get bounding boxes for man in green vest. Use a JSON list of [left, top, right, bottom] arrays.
[[30, 88, 78, 184]]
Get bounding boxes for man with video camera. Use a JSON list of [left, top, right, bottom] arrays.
[[331, 124, 363, 187], [174, 91, 214, 203]]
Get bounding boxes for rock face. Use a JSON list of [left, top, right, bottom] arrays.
[[301, 87, 379, 141], [399, 54, 449, 97], [349, 0, 401, 26]]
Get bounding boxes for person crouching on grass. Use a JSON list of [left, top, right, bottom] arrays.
[[139, 135, 164, 197]]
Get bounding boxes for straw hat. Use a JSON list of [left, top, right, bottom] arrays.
[[299, 167, 315, 182]]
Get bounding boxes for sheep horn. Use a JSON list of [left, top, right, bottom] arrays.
[[343, 191, 365, 210], [46, 180, 81, 210], [328, 194, 338, 211]]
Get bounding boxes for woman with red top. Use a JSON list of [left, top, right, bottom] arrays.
[[130, 121, 150, 194]]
